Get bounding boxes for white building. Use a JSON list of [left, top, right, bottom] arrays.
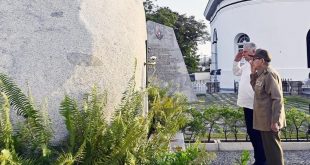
[[204, 0, 310, 89]]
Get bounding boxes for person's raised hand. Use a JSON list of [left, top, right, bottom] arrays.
[[250, 60, 257, 73], [234, 51, 243, 62]]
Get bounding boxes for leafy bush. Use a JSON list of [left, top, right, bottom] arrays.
[[155, 143, 215, 165], [0, 73, 215, 164], [186, 101, 310, 142], [185, 105, 244, 142], [284, 107, 310, 141], [234, 150, 250, 165]]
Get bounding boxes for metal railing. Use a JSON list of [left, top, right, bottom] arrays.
[[191, 80, 220, 94], [282, 79, 303, 95], [192, 80, 208, 94]]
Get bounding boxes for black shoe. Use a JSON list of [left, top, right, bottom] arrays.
[[252, 161, 267, 165]]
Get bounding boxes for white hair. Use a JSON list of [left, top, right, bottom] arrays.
[[243, 42, 256, 51]]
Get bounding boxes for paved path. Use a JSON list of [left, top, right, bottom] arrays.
[[211, 150, 310, 165]]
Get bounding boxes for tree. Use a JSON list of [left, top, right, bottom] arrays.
[[220, 106, 235, 141], [286, 107, 310, 141], [203, 105, 222, 143], [144, 0, 210, 73], [184, 108, 206, 140], [228, 108, 244, 141]]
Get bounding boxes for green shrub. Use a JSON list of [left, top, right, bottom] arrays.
[[155, 143, 215, 165], [0, 73, 214, 164], [284, 107, 310, 141], [234, 150, 250, 165]]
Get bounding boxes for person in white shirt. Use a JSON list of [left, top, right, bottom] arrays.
[[233, 43, 266, 165]]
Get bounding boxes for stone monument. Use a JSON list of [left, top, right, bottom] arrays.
[[146, 21, 197, 102], [0, 0, 147, 142], [146, 21, 198, 150]]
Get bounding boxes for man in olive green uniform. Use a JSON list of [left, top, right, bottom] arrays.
[[250, 49, 286, 165]]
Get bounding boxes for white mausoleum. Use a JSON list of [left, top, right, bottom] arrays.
[[204, 0, 310, 89]]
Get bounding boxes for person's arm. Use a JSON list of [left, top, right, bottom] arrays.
[[249, 59, 258, 90], [233, 61, 242, 76], [250, 73, 258, 90], [265, 73, 283, 131], [232, 51, 243, 76]]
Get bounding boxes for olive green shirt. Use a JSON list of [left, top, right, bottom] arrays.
[[250, 66, 286, 131]]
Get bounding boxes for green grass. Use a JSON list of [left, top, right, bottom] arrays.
[[194, 93, 310, 112], [284, 95, 310, 112], [285, 95, 310, 105]]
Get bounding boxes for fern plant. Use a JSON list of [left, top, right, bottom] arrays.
[[55, 141, 86, 165], [89, 76, 146, 164], [136, 86, 190, 164], [0, 73, 52, 159], [0, 93, 14, 151], [59, 96, 80, 153], [59, 87, 108, 164], [0, 72, 213, 164], [0, 93, 36, 165]]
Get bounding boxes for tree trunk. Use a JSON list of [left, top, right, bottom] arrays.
[[234, 125, 238, 141], [296, 126, 299, 141], [207, 123, 214, 143], [224, 130, 228, 141]]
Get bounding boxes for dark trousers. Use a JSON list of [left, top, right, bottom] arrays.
[[261, 131, 284, 165], [244, 108, 266, 165]]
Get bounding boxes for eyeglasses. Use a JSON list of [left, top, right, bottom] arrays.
[[253, 57, 262, 61]]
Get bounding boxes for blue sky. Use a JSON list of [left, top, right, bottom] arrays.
[[154, 0, 211, 56], [155, 0, 209, 21]]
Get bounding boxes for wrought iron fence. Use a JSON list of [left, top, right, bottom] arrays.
[[191, 80, 220, 94], [282, 79, 303, 95]]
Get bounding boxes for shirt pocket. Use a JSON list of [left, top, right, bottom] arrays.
[[255, 84, 265, 99]]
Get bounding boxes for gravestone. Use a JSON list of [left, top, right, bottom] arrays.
[[146, 21, 197, 102], [0, 0, 146, 142]]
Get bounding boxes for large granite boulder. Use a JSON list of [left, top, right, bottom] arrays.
[[0, 0, 147, 142]]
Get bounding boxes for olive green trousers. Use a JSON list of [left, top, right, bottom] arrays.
[[260, 131, 284, 165]]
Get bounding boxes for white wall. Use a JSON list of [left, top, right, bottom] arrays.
[[209, 0, 310, 88], [194, 72, 210, 81]]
